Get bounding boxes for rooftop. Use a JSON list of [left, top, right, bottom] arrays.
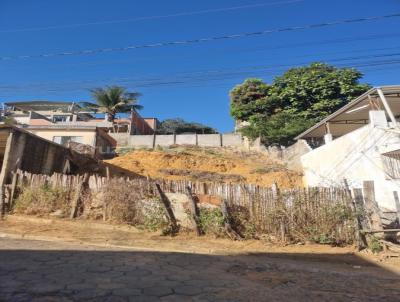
[[5, 101, 81, 112], [295, 85, 400, 140]]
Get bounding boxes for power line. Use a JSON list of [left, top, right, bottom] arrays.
[[2, 55, 400, 94], [16, 33, 398, 71], [1, 13, 400, 61], [0, 0, 305, 33]]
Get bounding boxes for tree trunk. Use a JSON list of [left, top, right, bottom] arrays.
[[107, 112, 115, 123]]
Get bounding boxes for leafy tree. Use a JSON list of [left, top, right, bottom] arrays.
[[82, 86, 142, 122], [230, 63, 371, 145], [157, 118, 217, 134], [230, 78, 272, 121], [270, 63, 371, 119], [241, 112, 314, 146]]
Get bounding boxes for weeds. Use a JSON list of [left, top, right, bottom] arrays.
[[368, 235, 383, 253], [198, 208, 225, 237], [102, 179, 149, 225], [140, 199, 169, 232], [228, 205, 258, 239], [14, 185, 71, 216]]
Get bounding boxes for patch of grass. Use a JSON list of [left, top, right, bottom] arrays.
[[116, 147, 135, 155], [250, 164, 287, 174], [14, 185, 71, 216]]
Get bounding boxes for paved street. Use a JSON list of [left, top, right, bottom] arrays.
[[1, 237, 400, 302]]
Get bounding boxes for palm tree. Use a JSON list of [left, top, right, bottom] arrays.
[[81, 86, 142, 122]]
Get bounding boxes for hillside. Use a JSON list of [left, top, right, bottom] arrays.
[[106, 146, 302, 188]]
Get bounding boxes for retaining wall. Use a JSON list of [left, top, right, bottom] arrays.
[[113, 133, 244, 149]]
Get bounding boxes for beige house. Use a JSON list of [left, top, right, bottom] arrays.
[[26, 125, 116, 159]]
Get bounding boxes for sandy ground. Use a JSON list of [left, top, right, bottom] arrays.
[[1, 215, 400, 301], [106, 147, 302, 188]]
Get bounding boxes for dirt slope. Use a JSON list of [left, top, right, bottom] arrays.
[[106, 146, 302, 188]]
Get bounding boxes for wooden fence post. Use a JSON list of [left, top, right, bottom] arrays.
[[393, 191, 400, 227], [363, 181, 383, 231], [185, 186, 202, 236], [0, 186, 4, 218], [70, 173, 90, 219], [272, 182, 286, 242], [343, 179, 367, 250], [156, 183, 179, 234], [220, 200, 242, 241], [8, 171, 19, 211]]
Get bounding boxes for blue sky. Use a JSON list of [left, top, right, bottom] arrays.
[[0, 0, 399, 132]]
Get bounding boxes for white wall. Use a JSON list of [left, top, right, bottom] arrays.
[[301, 124, 400, 210]]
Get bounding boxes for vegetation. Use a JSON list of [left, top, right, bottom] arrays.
[[14, 185, 71, 216], [156, 118, 217, 134], [230, 63, 371, 146], [82, 85, 142, 122], [367, 235, 383, 253], [198, 208, 225, 237]]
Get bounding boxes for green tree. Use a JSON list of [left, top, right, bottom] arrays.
[[82, 86, 142, 122], [157, 118, 217, 134], [270, 63, 370, 119], [241, 112, 314, 146], [230, 63, 371, 145], [230, 78, 273, 122]]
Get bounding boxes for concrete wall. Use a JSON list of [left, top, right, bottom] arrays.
[[109, 133, 129, 147], [197, 134, 222, 147], [265, 140, 312, 171], [175, 134, 197, 145], [115, 133, 244, 149], [155, 135, 175, 147], [222, 134, 243, 147], [129, 135, 154, 148], [301, 124, 400, 211]]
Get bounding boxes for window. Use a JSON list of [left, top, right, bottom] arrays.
[[52, 115, 71, 122], [53, 136, 83, 145]]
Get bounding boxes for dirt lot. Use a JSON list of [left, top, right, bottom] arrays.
[[1, 215, 400, 301], [106, 147, 302, 188]]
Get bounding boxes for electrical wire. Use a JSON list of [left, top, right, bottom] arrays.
[[2, 51, 400, 93], [1, 13, 399, 61], [0, 0, 306, 33]]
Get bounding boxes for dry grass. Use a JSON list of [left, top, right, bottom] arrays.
[[13, 185, 71, 216], [102, 179, 149, 225]]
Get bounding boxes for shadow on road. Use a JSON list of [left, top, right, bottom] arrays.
[[1, 238, 399, 302]]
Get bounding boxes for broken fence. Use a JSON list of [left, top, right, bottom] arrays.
[[2, 170, 356, 243]]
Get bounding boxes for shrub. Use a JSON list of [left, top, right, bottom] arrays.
[[140, 199, 169, 232], [263, 196, 355, 245], [368, 235, 383, 254], [228, 205, 258, 239], [102, 179, 148, 225], [102, 180, 171, 232], [14, 185, 71, 216], [198, 208, 225, 237]]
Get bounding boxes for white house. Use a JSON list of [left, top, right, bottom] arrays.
[[296, 86, 400, 212]]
